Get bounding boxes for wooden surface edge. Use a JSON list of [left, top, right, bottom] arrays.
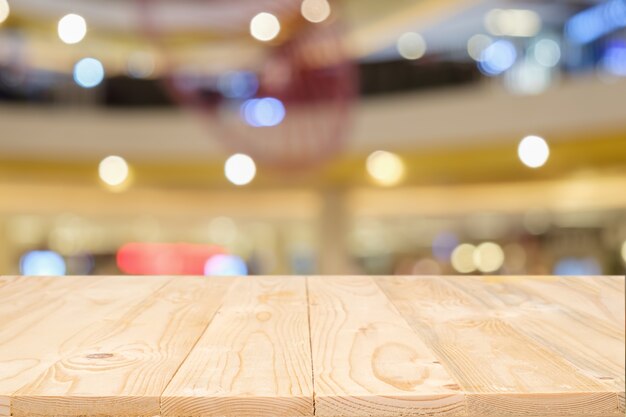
[[161, 395, 314, 417], [11, 395, 160, 417]]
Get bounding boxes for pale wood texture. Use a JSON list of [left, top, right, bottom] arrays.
[[307, 276, 465, 417], [378, 276, 624, 417], [0, 275, 624, 417], [162, 277, 314, 417], [1, 276, 233, 417]]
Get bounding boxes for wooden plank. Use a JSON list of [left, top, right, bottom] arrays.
[[0, 276, 109, 417], [161, 276, 314, 417], [444, 276, 625, 414], [6, 276, 233, 417], [378, 276, 621, 417], [308, 276, 465, 417]]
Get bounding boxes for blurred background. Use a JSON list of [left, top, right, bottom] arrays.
[[1, 0, 626, 276]]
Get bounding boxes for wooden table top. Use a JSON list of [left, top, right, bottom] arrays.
[[0, 275, 623, 417]]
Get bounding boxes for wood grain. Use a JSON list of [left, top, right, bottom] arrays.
[[0, 275, 624, 417], [308, 276, 465, 417], [444, 276, 625, 414], [5, 276, 233, 417], [377, 276, 622, 417], [161, 277, 314, 417]]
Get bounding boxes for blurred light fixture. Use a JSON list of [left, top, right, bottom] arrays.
[[366, 150, 405, 186], [218, 71, 258, 99], [621, 240, 626, 263], [204, 254, 248, 276], [601, 41, 626, 77], [533, 38, 561, 68], [397, 32, 427, 60], [518, 135, 549, 168], [20, 250, 66, 276], [301, 0, 331, 23], [553, 257, 601, 275], [504, 61, 551, 95], [225, 153, 256, 186], [58, 13, 87, 44], [432, 231, 459, 262], [0, 0, 10, 25], [478, 39, 517, 76], [73, 57, 104, 88], [451, 243, 476, 273], [99, 155, 129, 187], [117, 242, 225, 275], [484, 9, 541, 37], [565, 0, 626, 45], [473, 242, 505, 273], [241, 97, 285, 127], [127, 51, 155, 79], [467, 34, 493, 61], [250, 12, 280, 42]]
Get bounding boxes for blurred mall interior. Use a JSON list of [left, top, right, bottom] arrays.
[[1, 0, 626, 276]]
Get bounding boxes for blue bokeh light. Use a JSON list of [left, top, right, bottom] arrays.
[[478, 40, 517, 76], [602, 41, 626, 76], [204, 254, 248, 276], [565, 0, 626, 45], [20, 250, 66, 276], [241, 97, 286, 127], [553, 257, 601, 275], [217, 71, 259, 99], [73, 57, 105, 88], [431, 232, 459, 262]]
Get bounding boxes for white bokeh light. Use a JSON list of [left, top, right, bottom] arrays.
[[366, 150, 405, 186], [225, 153, 256, 186], [250, 12, 280, 42], [58, 13, 87, 44], [74, 57, 105, 88], [0, 0, 10, 25], [473, 242, 505, 273], [397, 32, 427, 60], [99, 155, 129, 187], [451, 243, 477, 273], [301, 0, 331, 23], [518, 135, 550, 168], [467, 34, 493, 61]]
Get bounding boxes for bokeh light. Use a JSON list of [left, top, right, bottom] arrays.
[[225, 153, 256, 186], [432, 231, 459, 262], [451, 243, 477, 273], [397, 32, 427, 60], [484, 9, 541, 37], [478, 39, 517, 76], [20, 250, 66, 276], [250, 12, 280, 42], [301, 0, 331, 23], [473, 241, 505, 273], [565, 0, 626, 45], [73, 57, 105, 88], [533, 38, 561, 68], [467, 34, 492, 61], [553, 257, 601, 275], [58, 13, 87, 44], [621, 240, 626, 263], [505, 61, 551, 95], [602, 41, 626, 77], [99, 155, 129, 187], [241, 97, 285, 127], [518, 135, 549, 168], [366, 150, 405, 186], [204, 254, 248, 276], [0, 0, 10, 25], [218, 71, 258, 99]]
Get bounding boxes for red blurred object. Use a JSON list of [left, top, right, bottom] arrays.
[[117, 242, 225, 275]]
